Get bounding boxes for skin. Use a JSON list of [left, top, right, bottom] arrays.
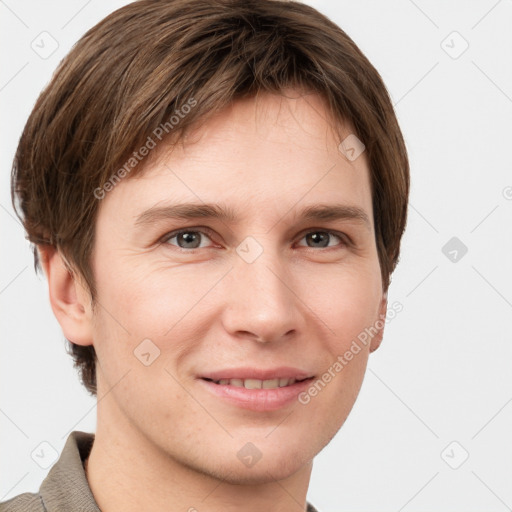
[[41, 91, 387, 512]]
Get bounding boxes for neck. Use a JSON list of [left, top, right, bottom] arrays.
[[86, 395, 313, 512]]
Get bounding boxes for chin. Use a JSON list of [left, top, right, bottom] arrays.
[[205, 455, 311, 486], [213, 439, 314, 484]]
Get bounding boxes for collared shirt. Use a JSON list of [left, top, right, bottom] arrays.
[[1, 431, 320, 512]]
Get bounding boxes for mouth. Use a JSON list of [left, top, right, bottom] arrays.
[[201, 376, 313, 389], [197, 367, 316, 411]]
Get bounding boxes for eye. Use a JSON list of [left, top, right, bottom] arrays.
[[162, 229, 214, 249], [160, 227, 348, 251], [297, 230, 346, 249]]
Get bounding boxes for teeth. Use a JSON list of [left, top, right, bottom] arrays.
[[244, 379, 262, 389], [213, 377, 301, 389], [262, 378, 279, 389]]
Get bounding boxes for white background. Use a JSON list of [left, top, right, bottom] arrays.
[[1, 1, 511, 510]]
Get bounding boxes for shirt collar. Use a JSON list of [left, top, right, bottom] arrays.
[[39, 431, 319, 512], [39, 431, 100, 512]]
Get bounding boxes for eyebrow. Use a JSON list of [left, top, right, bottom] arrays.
[[300, 204, 371, 229], [135, 203, 238, 225], [135, 202, 371, 230]]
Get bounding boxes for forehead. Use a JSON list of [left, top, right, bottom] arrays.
[[98, 92, 373, 227]]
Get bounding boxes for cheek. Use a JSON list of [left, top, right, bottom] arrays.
[[90, 257, 229, 360], [298, 262, 382, 344], [93, 256, 189, 328]]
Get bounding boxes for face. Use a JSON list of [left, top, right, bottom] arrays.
[[86, 91, 386, 483]]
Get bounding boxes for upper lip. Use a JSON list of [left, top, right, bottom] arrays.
[[199, 366, 314, 381]]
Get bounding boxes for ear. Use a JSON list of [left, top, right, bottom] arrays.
[[38, 245, 94, 347], [369, 292, 387, 353]]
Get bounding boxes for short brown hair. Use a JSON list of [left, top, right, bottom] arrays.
[[12, 0, 409, 396]]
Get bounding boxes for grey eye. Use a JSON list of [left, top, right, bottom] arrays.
[[299, 231, 343, 248], [165, 230, 212, 249]]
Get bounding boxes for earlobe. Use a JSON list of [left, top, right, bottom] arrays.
[[369, 293, 387, 353], [38, 246, 94, 347]]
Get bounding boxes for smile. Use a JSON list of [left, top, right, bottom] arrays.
[[202, 377, 310, 389], [198, 367, 316, 411]]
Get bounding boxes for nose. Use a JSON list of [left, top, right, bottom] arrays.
[[219, 246, 305, 344]]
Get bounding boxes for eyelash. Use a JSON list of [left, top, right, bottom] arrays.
[[160, 227, 350, 251]]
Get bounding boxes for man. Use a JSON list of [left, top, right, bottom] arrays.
[[2, 0, 409, 510]]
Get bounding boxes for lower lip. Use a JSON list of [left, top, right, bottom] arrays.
[[198, 378, 314, 412]]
